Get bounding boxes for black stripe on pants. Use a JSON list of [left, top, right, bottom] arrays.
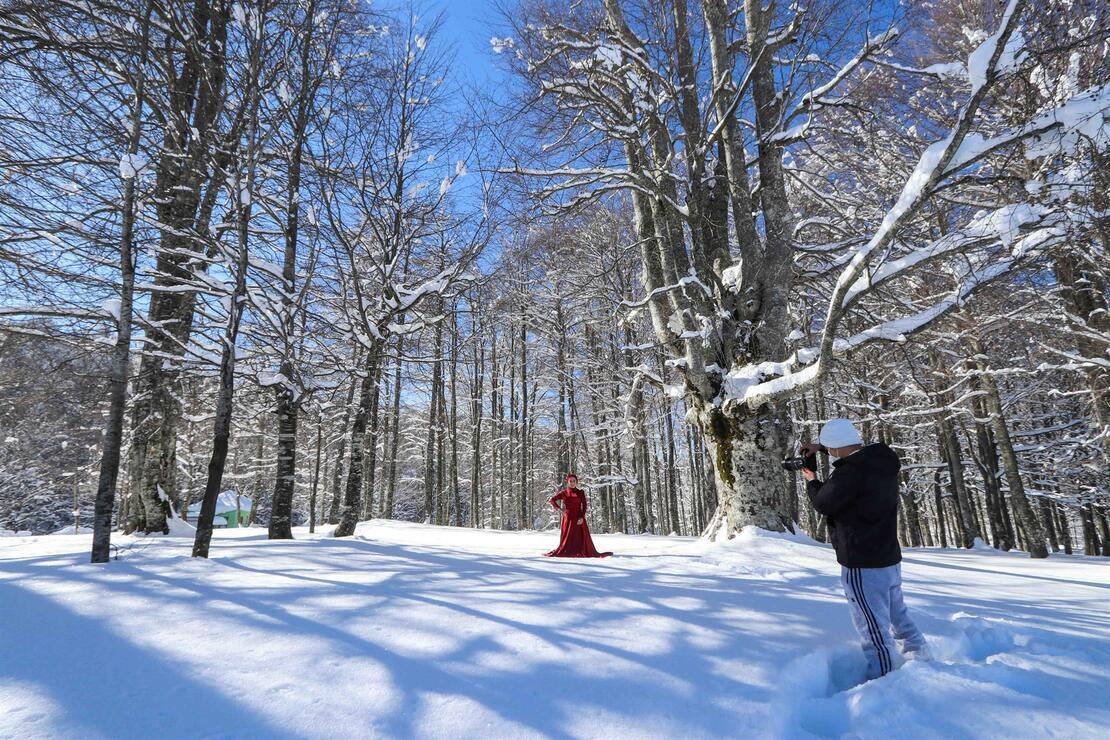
[[851, 567, 891, 675]]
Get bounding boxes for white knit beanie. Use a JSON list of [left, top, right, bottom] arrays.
[[819, 418, 863, 448]]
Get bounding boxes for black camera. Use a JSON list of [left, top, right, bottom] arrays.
[[781, 453, 818, 472]]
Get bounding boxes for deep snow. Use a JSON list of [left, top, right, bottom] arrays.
[[1, 521, 1107, 739]]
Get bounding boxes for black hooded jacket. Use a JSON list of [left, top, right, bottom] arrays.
[[805, 443, 902, 568]]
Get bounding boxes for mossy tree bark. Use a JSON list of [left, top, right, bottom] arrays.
[[696, 405, 793, 539]]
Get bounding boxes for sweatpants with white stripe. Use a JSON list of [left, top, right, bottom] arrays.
[[841, 564, 929, 680]]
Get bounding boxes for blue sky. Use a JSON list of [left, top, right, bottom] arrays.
[[432, 0, 505, 89]]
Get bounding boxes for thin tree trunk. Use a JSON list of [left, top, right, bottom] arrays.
[[934, 470, 948, 548], [1080, 504, 1101, 555], [519, 317, 529, 528], [194, 6, 263, 557], [268, 0, 318, 541], [309, 413, 322, 533], [383, 338, 404, 519], [969, 334, 1048, 557], [469, 328, 484, 527], [1040, 497, 1059, 553], [663, 405, 680, 535], [423, 324, 443, 523], [328, 361, 359, 525], [361, 364, 383, 520], [449, 312, 461, 526], [1056, 502, 1073, 555], [937, 431, 970, 547], [968, 360, 1011, 549], [90, 2, 151, 563], [248, 422, 265, 526], [335, 347, 380, 537]]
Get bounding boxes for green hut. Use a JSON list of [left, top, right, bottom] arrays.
[[185, 491, 252, 528]]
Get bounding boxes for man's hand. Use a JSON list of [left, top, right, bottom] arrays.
[[802, 468, 817, 482], [799, 442, 825, 458]]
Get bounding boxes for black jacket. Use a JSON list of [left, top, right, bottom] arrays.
[[806, 443, 902, 568]]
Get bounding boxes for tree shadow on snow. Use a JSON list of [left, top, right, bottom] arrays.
[[0, 579, 296, 740], [1, 536, 844, 737], [4, 534, 1106, 739]]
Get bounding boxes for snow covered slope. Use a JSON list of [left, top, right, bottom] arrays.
[[1, 522, 1106, 739]]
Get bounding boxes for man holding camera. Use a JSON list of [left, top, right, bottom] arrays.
[[798, 418, 931, 681]]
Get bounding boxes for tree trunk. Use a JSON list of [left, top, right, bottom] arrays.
[[933, 470, 948, 548], [193, 196, 253, 555], [383, 338, 404, 519], [360, 365, 383, 520], [248, 424, 266, 526], [697, 404, 792, 540], [1053, 251, 1110, 463], [127, 1, 231, 535], [932, 352, 978, 547], [970, 335, 1048, 557], [423, 324, 443, 523], [196, 10, 263, 555], [1098, 508, 1110, 557], [90, 2, 151, 562], [335, 347, 380, 538], [1055, 503, 1073, 555], [469, 330, 484, 527], [309, 414, 322, 533], [89, 202, 136, 559], [449, 314, 462, 526], [652, 432, 668, 534], [268, 0, 319, 540], [936, 431, 970, 547], [1040, 497, 1059, 553], [490, 333, 503, 529], [663, 405, 681, 535], [519, 318, 529, 528], [1079, 503, 1100, 555], [268, 388, 298, 540], [967, 359, 1012, 549], [327, 363, 358, 525], [436, 363, 448, 525]]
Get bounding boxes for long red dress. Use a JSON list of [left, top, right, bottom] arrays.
[[544, 487, 612, 558]]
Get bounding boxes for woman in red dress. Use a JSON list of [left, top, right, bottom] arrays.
[[544, 474, 612, 558]]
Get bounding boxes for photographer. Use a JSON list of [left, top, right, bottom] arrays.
[[796, 419, 931, 681]]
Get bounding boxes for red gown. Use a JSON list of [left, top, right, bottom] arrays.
[[544, 487, 612, 558]]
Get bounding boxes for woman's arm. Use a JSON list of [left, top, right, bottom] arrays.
[[550, 491, 565, 511]]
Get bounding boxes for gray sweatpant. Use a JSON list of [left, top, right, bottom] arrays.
[[841, 563, 929, 680]]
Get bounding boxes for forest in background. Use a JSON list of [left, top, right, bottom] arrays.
[[0, 0, 1106, 559]]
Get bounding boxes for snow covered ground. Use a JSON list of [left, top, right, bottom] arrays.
[[1, 521, 1107, 739]]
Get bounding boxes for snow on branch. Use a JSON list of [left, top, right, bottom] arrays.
[[786, 28, 900, 124], [811, 0, 1028, 382], [620, 271, 711, 309], [943, 83, 1110, 175], [0, 306, 112, 323], [727, 221, 1064, 411], [719, 190, 1065, 410], [840, 205, 1054, 310]]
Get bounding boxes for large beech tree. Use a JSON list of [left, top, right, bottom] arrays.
[[501, 0, 1105, 547]]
